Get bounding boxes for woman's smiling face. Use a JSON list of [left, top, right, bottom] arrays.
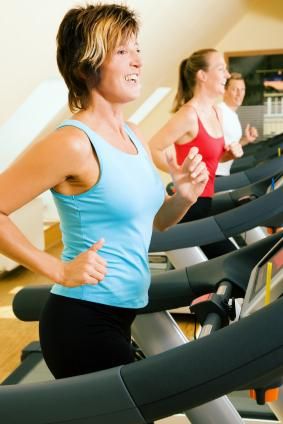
[[97, 34, 142, 104]]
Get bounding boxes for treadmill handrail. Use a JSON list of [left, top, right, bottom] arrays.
[[2, 298, 283, 424], [13, 233, 283, 318], [150, 187, 283, 252], [215, 156, 283, 192]]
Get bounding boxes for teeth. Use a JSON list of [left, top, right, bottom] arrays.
[[125, 74, 138, 82]]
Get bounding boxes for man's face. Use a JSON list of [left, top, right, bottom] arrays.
[[224, 79, 246, 110]]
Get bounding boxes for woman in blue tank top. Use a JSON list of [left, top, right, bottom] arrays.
[[0, 4, 208, 389]]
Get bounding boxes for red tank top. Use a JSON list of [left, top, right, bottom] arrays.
[[174, 111, 225, 197]]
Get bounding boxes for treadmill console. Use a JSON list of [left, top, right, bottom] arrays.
[[266, 175, 283, 193], [241, 236, 283, 318]]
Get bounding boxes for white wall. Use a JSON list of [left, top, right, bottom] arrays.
[[217, 0, 283, 52], [0, 0, 72, 126], [0, 0, 248, 126], [140, 0, 283, 143]]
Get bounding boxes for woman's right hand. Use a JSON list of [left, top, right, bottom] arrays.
[[60, 239, 107, 287]]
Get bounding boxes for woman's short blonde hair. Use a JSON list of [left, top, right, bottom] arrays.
[[56, 3, 139, 112]]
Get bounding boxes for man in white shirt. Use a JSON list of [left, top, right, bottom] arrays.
[[217, 72, 258, 176]]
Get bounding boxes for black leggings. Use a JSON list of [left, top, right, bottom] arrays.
[[40, 294, 154, 423], [39, 293, 137, 379], [179, 197, 236, 259]]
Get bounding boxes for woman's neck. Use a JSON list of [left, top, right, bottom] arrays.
[[189, 99, 216, 116], [190, 87, 219, 114], [74, 94, 125, 134]]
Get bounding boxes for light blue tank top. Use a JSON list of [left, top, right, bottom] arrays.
[[51, 119, 165, 308]]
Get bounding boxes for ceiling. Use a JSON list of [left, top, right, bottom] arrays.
[[0, 0, 281, 125], [0, 0, 251, 124]]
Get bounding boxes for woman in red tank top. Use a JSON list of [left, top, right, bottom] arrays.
[[149, 49, 244, 258]]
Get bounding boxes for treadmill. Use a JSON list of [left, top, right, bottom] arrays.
[[165, 166, 283, 270], [152, 184, 283, 270], [236, 234, 283, 420], [241, 132, 283, 158], [230, 132, 283, 175], [2, 233, 283, 423], [134, 232, 283, 423], [212, 173, 278, 215], [215, 155, 283, 193]]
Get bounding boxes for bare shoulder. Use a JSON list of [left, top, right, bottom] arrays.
[[36, 125, 94, 172], [173, 102, 198, 141], [50, 126, 92, 157], [10, 124, 95, 183], [149, 102, 199, 151], [0, 125, 95, 214], [169, 102, 198, 134], [30, 125, 89, 152], [180, 102, 198, 122]]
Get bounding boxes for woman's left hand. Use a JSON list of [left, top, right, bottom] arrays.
[[166, 147, 209, 204]]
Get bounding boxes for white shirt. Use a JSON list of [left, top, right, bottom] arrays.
[[216, 101, 242, 176]]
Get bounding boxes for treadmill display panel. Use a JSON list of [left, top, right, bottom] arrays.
[[241, 237, 283, 317], [252, 248, 283, 298]]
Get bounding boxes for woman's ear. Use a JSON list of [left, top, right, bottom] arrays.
[[196, 69, 207, 83]]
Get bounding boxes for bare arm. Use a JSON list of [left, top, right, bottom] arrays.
[[0, 128, 106, 286], [149, 105, 197, 173], [128, 123, 208, 231], [153, 148, 208, 230]]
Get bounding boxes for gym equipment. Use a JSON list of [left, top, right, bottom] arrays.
[[166, 164, 283, 267], [2, 233, 283, 423], [242, 132, 283, 158], [212, 174, 279, 216], [215, 155, 283, 192], [230, 132, 283, 174], [151, 185, 283, 269], [133, 232, 283, 423], [241, 234, 283, 318]]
